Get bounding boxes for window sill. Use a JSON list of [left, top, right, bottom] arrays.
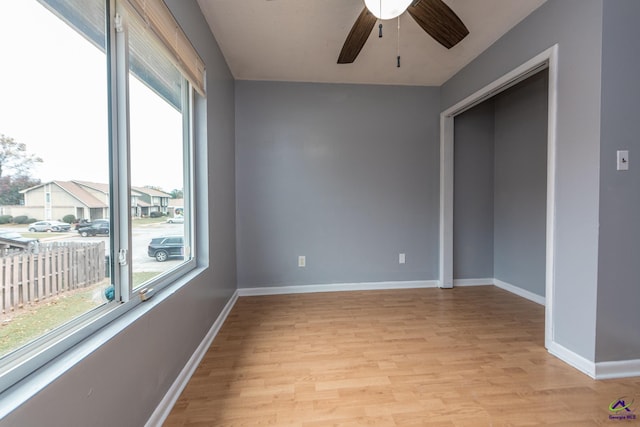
[[0, 265, 206, 419]]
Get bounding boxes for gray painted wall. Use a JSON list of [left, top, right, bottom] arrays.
[[596, 0, 640, 362], [453, 101, 495, 280], [235, 81, 440, 288], [453, 71, 547, 299], [2, 2, 237, 426], [442, 0, 603, 361], [493, 71, 548, 296]]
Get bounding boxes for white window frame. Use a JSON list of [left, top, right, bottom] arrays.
[[0, 0, 202, 403]]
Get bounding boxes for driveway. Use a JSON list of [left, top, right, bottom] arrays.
[[33, 222, 185, 273]]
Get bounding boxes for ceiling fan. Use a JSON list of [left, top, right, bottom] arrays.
[[338, 0, 469, 64]]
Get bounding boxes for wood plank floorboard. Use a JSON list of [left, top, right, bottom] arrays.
[[163, 286, 640, 426]]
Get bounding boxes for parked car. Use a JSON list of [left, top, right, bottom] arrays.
[[73, 219, 91, 230], [147, 236, 184, 262], [166, 215, 184, 224], [77, 222, 110, 237], [0, 230, 39, 248], [74, 218, 108, 231], [28, 220, 71, 232]]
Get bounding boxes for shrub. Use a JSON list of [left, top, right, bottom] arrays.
[[27, 218, 38, 224], [13, 215, 29, 224], [149, 211, 163, 218], [0, 215, 12, 224], [62, 214, 76, 224]]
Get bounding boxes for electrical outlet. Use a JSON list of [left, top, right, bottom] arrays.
[[298, 255, 306, 267], [399, 253, 405, 264]]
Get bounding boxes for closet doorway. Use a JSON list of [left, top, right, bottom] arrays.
[[439, 45, 558, 349]]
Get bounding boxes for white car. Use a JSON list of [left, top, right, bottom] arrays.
[[166, 215, 184, 224], [28, 220, 71, 232]]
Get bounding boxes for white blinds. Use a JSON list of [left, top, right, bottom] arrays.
[[125, 0, 206, 96]]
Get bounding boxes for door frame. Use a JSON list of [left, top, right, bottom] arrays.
[[439, 45, 558, 349]]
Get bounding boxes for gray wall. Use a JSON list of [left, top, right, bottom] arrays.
[[235, 81, 440, 288], [442, 0, 603, 361], [453, 101, 495, 280], [493, 71, 548, 296], [453, 71, 547, 299], [2, 2, 237, 426], [596, 0, 640, 362]]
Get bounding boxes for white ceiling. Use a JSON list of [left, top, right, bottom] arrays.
[[196, 0, 547, 86]]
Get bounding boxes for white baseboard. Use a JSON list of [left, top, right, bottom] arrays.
[[237, 280, 439, 296], [145, 290, 239, 427], [547, 341, 596, 378], [493, 279, 545, 305], [595, 359, 640, 380], [453, 278, 494, 287], [549, 340, 640, 380]]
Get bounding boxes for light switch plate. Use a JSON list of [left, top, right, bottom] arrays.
[[617, 150, 629, 170]]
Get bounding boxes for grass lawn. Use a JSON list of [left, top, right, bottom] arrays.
[[0, 282, 107, 357], [133, 271, 161, 287], [1, 220, 169, 356], [132, 217, 167, 226], [0, 271, 161, 358]]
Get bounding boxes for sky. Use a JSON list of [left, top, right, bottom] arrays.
[[0, 0, 184, 193]]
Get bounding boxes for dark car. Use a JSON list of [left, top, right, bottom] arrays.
[[77, 222, 110, 237], [74, 219, 92, 230], [0, 230, 39, 249], [75, 218, 108, 231], [147, 236, 184, 262]]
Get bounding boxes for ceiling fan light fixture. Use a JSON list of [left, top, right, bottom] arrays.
[[363, 0, 412, 20]]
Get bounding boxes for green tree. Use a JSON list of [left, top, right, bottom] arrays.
[[0, 175, 41, 205], [170, 189, 183, 199], [0, 134, 43, 178], [0, 135, 43, 205]]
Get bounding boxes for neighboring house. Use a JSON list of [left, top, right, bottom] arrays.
[[168, 198, 184, 216], [71, 181, 110, 207], [16, 181, 172, 221], [131, 186, 172, 217], [131, 194, 151, 218], [17, 181, 108, 221]]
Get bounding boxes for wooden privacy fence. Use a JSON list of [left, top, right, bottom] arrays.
[[1, 241, 106, 314]]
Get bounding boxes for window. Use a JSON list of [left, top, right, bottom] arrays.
[[0, 0, 110, 366], [0, 0, 203, 394], [121, 0, 191, 289]]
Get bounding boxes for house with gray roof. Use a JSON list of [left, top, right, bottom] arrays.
[[131, 186, 172, 217]]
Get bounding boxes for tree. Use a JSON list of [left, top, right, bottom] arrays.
[[0, 135, 43, 205], [170, 189, 183, 199], [0, 134, 43, 178], [0, 175, 41, 205]]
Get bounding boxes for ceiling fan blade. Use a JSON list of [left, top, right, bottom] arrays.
[[407, 0, 469, 49], [337, 7, 377, 64]]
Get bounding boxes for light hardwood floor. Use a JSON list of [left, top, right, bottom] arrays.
[[164, 286, 640, 426]]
